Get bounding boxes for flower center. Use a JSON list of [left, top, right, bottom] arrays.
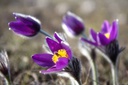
[[104, 33, 110, 39], [52, 49, 68, 63]]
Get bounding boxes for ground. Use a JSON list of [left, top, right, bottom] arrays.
[[0, 0, 128, 85]]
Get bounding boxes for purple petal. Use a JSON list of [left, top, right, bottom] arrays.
[[98, 33, 110, 45], [54, 32, 62, 43], [61, 42, 72, 59], [32, 53, 54, 67], [13, 13, 41, 30], [81, 38, 98, 46], [62, 12, 85, 36], [110, 20, 118, 41], [90, 29, 97, 42], [9, 21, 39, 36], [56, 58, 69, 69], [101, 20, 110, 33], [40, 66, 62, 74], [46, 37, 62, 53], [40, 58, 68, 74]]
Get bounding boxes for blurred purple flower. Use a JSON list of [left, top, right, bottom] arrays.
[[81, 20, 118, 46], [62, 12, 85, 37], [32, 32, 72, 74], [8, 13, 41, 37]]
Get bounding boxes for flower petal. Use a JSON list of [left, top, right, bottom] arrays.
[[62, 12, 85, 36], [54, 32, 62, 43], [101, 20, 110, 33], [90, 29, 97, 42], [9, 21, 38, 36], [40, 66, 62, 74], [32, 53, 54, 67], [110, 20, 118, 41], [61, 42, 72, 59], [13, 13, 41, 28], [81, 38, 98, 46], [13, 13, 41, 32], [98, 33, 110, 45], [56, 58, 68, 69], [40, 58, 68, 74], [46, 37, 62, 53]]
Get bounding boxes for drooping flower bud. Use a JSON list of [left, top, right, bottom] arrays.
[[62, 12, 85, 38], [8, 13, 41, 37]]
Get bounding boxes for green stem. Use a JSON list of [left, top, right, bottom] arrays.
[[39, 29, 52, 38], [82, 32, 87, 39]]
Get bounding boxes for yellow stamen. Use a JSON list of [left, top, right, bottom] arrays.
[[52, 49, 68, 63], [52, 54, 59, 64], [104, 33, 110, 39]]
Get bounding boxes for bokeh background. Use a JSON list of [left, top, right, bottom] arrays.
[[0, 0, 128, 85]]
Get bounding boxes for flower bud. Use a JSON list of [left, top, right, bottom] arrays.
[[8, 13, 41, 37], [62, 12, 85, 38]]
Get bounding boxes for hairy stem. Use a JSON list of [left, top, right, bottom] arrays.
[[79, 42, 98, 85], [96, 49, 119, 85], [111, 64, 118, 85]]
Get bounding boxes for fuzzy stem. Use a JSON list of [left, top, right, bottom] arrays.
[[58, 72, 81, 85], [81, 50, 98, 85], [0, 72, 9, 85], [81, 33, 98, 84], [96, 49, 119, 85], [6, 53, 12, 85], [70, 77, 80, 85], [110, 63, 118, 85], [39, 29, 52, 38], [82, 32, 86, 39], [7, 67, 12, 85], [79, 42, 98, 85], [89, 58, 98, 85], [115, 55, 120, 85], [76, 78, 82, 85]]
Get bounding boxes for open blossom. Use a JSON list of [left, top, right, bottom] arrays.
[[8, 13, 41, 37], [32, 32, 72, 74], [81, 20, 118, 46], [62, 12, 85, 38], [81, 20, 124, 64]]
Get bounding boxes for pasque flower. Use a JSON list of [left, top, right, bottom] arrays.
[[81, 20, 118, 46], [8, 13, 41, 37], [32, 32, 72, 74], [62, 12, 85, 37], [81, 20, 125, 64]]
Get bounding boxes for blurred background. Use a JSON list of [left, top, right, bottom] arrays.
[[0, 0, 128, 85]]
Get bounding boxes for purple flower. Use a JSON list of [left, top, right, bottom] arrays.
[[81, 20, 118, 46], [32, 32, 72, 74], [8, 13, 41, 37], [62, 12, 85, 37]]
